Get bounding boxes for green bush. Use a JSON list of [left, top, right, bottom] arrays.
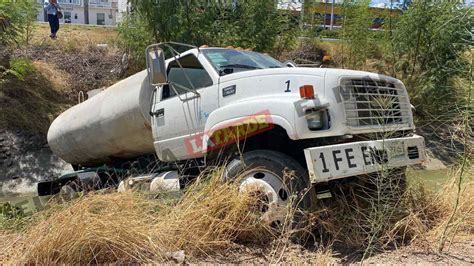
[[320, 30, 341, 39], [322, 0, 471, 117], [0, 202, 24, 220], [0, 0, 38, 46], [117, 14, 154, 68], [389, 1, 473, 116], [121, 0, 298, 64], [339, 0, 374, 70], [9, 57, 35, 81]]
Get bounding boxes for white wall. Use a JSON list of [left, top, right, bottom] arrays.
[[116, 0, 129, 23], [60, 6, 85, 24], [37, 0, 46, 22], [88, 8, 117, 26]]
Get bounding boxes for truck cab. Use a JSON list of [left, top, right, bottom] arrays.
[[148, 45, 424, 181]]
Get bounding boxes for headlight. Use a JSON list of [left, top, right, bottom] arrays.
[[306, 109, 324, 130]]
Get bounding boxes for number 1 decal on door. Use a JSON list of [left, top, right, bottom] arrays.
[[285, 80, 291, 92]]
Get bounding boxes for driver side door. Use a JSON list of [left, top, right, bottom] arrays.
[[151, 53, 218, 161]]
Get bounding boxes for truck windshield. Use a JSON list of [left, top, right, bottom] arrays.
[[202, 49, 284, 76]]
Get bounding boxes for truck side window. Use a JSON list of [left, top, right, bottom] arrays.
[[163, 54, 213, 99]]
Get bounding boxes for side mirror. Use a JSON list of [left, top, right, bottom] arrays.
[[284, 60, 297, 68], [146, 45, 167, 85]]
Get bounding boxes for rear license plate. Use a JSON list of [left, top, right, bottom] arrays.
[[304, 135, 425, 183]]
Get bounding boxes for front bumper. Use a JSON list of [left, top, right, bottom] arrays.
[[304, 135, 425, 183]]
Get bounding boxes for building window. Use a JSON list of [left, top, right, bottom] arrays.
[[64, 11, 71, 20], [97, 13, 105, 25], [74, 13, 78, 19], [58, 0, 81, 5]]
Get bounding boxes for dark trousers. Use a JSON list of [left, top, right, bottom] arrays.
[[48, 14, 59, 35]]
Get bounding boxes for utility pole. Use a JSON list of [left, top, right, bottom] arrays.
[[330, 0, 335, 30], [84, 0, 89, 24], [323, 0, 327, 29], [299, 0, 305, 31]]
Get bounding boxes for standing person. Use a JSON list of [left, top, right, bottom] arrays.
[[44, 0, 62, 39]]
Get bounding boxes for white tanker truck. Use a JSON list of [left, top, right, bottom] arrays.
[[39, 43, 425, 222]]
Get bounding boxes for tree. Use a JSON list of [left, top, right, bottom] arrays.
[[125, 0, 296, 52], [234, 0, 285, 51], [390, 0, 473, 115], [117, 13, 154, 67], [340, 0, 373, 70], [127, 0, 184, 43], [0, 0, 38, 46]]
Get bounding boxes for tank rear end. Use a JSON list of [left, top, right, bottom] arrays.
[[47, 70, 156, 167]]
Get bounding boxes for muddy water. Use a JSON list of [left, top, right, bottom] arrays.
[[407, 168, 452, 190], [0, 193, 52, 215]]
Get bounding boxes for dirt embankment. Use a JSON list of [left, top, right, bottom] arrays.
[[0, 25, 128, 186]]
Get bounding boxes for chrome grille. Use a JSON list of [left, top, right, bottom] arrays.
[[340, 79, 411, 128]]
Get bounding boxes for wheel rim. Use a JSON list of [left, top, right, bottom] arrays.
[[239, 169, 290, 226]]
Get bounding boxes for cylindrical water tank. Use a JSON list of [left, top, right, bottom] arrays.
[[47, 70, 156, 166]]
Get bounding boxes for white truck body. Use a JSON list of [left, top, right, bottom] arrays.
[[47, 46, 425, 184], [47, 70, 155, 165]]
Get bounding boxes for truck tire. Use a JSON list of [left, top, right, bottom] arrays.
[[224, 150, 316, 228]]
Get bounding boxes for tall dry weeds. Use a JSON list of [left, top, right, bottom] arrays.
[[5, 170, 270, 264], [317, 168, 473, 257], [2, 166, 472, 263]]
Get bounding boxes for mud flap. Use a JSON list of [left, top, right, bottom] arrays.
[[37, 167, 129, 196], [37, 175, 78, 196]]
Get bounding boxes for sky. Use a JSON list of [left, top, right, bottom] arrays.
[[370, 0, 402, 8]]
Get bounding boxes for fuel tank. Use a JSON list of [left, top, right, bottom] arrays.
[[47, 70, 156, 166]]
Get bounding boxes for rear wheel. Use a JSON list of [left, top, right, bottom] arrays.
[[224, 150, 316, 227]]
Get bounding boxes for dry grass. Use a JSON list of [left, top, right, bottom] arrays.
[[429, 169, 474, 242], [32, 60, 71, 92], [1, 167, 472, 263], [0, 60, 70, 134], [390, 175, 473, 253], [318, 168, 473, 257], [4, 170, 270, 264], [0, 231, 21, 262], [31, 23, 119, 51], [1, 24, 124, 134]]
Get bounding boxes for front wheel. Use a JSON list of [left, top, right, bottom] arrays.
[[224, 150, 316, 227]]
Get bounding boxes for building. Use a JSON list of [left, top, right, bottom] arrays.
[[116, 0, 130, 23], [37, 0, 119, 26]]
